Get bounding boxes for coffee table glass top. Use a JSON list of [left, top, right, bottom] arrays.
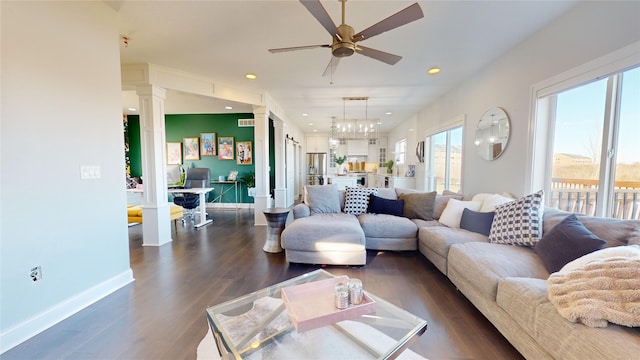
[[205, 269, 427, 359]]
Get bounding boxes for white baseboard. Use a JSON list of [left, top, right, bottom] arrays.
[[0, 269, 135, 354], [205, 203, 252, 209]]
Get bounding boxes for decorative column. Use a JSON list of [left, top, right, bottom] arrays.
[[253, 106, 271, 226], [272, 117, 287, 208], [137, 85, 172, 246]]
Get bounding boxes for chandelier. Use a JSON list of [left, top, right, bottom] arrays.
[[338, 97, 379, 140], [329, 117, 339, 150]]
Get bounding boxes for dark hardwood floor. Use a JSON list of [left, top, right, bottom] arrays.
[[3, 209, 523, 360]]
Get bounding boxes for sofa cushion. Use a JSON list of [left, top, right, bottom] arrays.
[[489, 190, 544, 247], [447, 242, 549, 300], [438, 198, 482, 228], [398, 191, 437, 220], [418, 226, 488, 260], [281, 213, 365, 252], [358, 213, 418, 239], [534, 214, 606, 273], [543, 207, 640, 248], [460, 208, 495, 236], [477, 193, 515, 212], [367, 194, 404, 216], [433, 192, 464, 220], [305, 185, 341, 214], [498, 277, 640, 359], [496, 277, 550, 336], [344, 187, 378, 215], [376, 187, 397, 200]]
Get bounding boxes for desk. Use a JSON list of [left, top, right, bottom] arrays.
[[128, 188, 214, 228], [210, 180, 239, 209], [168, 187, 214, 228]]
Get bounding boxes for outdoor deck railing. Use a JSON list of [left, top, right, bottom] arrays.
[[551, 178, 640, 220]]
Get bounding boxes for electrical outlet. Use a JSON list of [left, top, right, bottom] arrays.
[[30, 266, 42, 282]]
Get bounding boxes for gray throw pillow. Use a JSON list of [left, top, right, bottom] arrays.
[[399, 191, 437, 220], [534, 214, 606, 273], [305, 185, 341, 214]]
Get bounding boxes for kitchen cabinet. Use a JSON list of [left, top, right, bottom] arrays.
[[330, 176, 358, 190], [305, 135, 329, 153], [389, 176, 416, 189], [347, 140, 368, 155], [368, 174, 415, 189]]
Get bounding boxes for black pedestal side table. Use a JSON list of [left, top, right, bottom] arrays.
[[262, 207, 290, 253]]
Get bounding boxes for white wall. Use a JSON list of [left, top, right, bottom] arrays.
[[397, 1, 640, 197], [0, 2, 133, 352]]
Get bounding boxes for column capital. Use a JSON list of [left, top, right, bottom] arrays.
[[136, 85, 166, 99]]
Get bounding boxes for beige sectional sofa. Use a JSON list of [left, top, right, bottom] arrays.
[[419, 206, 640, 359], [282, 185, 640, 359]]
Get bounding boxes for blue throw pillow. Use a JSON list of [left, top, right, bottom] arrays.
[[367, 194, 404, 216], [534, 214, 606, 273], [460, 208, 495, 236]]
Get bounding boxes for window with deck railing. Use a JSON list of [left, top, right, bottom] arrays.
[[543, 66, 639, 219], [425, 126, 463, 193]]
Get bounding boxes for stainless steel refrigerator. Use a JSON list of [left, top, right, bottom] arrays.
[[306, 153, 327, 185]]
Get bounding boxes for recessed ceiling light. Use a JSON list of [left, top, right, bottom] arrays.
[[128, 107, 137, 111], [302, 113, 308, 117], [428, 67, 441, 75], [225, 106, 233, 110], [385, 112, 392, 115], [245, 73, 257, 80], [313, 129, 318, 132], [307, 122, 314, 126]]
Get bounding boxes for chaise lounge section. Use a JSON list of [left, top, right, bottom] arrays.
[[281, 185, 426, 265]]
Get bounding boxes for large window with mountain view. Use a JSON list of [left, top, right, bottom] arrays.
[[545, 66, 639, 219]]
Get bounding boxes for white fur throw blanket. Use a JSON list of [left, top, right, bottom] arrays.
[[548, 256, 640, 328]]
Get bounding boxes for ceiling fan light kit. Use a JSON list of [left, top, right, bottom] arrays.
[[269, 0, 424, 75]]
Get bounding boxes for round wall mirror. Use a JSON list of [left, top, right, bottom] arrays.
[[475, 107, 510, 160]]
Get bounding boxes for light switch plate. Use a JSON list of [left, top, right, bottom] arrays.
[[80, 165, 101, 179]]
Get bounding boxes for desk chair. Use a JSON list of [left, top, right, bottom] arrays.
[[173, 168, 210, 224]]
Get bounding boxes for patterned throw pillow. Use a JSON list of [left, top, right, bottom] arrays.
[[488, 190, 544, 247], [344, 187, 378, 215]]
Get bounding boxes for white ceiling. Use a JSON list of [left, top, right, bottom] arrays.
[[112, 0, 579, 134]]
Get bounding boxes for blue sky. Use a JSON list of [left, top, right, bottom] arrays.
[[554, 66, 639, 164]]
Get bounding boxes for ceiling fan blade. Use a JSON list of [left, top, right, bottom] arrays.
[[357, 46, 402, 65], [353, 3, 424, 41], [299, 0, 338, 36], [268, 44, 330, 53], [322, 56, 341, 77]]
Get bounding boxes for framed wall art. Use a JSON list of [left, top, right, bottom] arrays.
[[183, 137, 200, 160], [236, 141, 252, 165], [200, 132, 216, 156], [218, 136, 234, 160], [167, 142, 182, 165]]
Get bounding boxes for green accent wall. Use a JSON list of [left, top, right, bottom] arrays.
[[128, 113, 257, 203], [128, 116, 142, 177]]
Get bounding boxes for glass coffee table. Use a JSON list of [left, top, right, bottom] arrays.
[[205, 269, 427, 359]]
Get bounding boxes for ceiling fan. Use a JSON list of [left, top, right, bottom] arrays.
[[268, 0, 424, 76]]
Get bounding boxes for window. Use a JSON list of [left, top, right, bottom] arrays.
[[425, 126, 463, 193], [537, 66, 639, 219], [395, 139, 407, 164]]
